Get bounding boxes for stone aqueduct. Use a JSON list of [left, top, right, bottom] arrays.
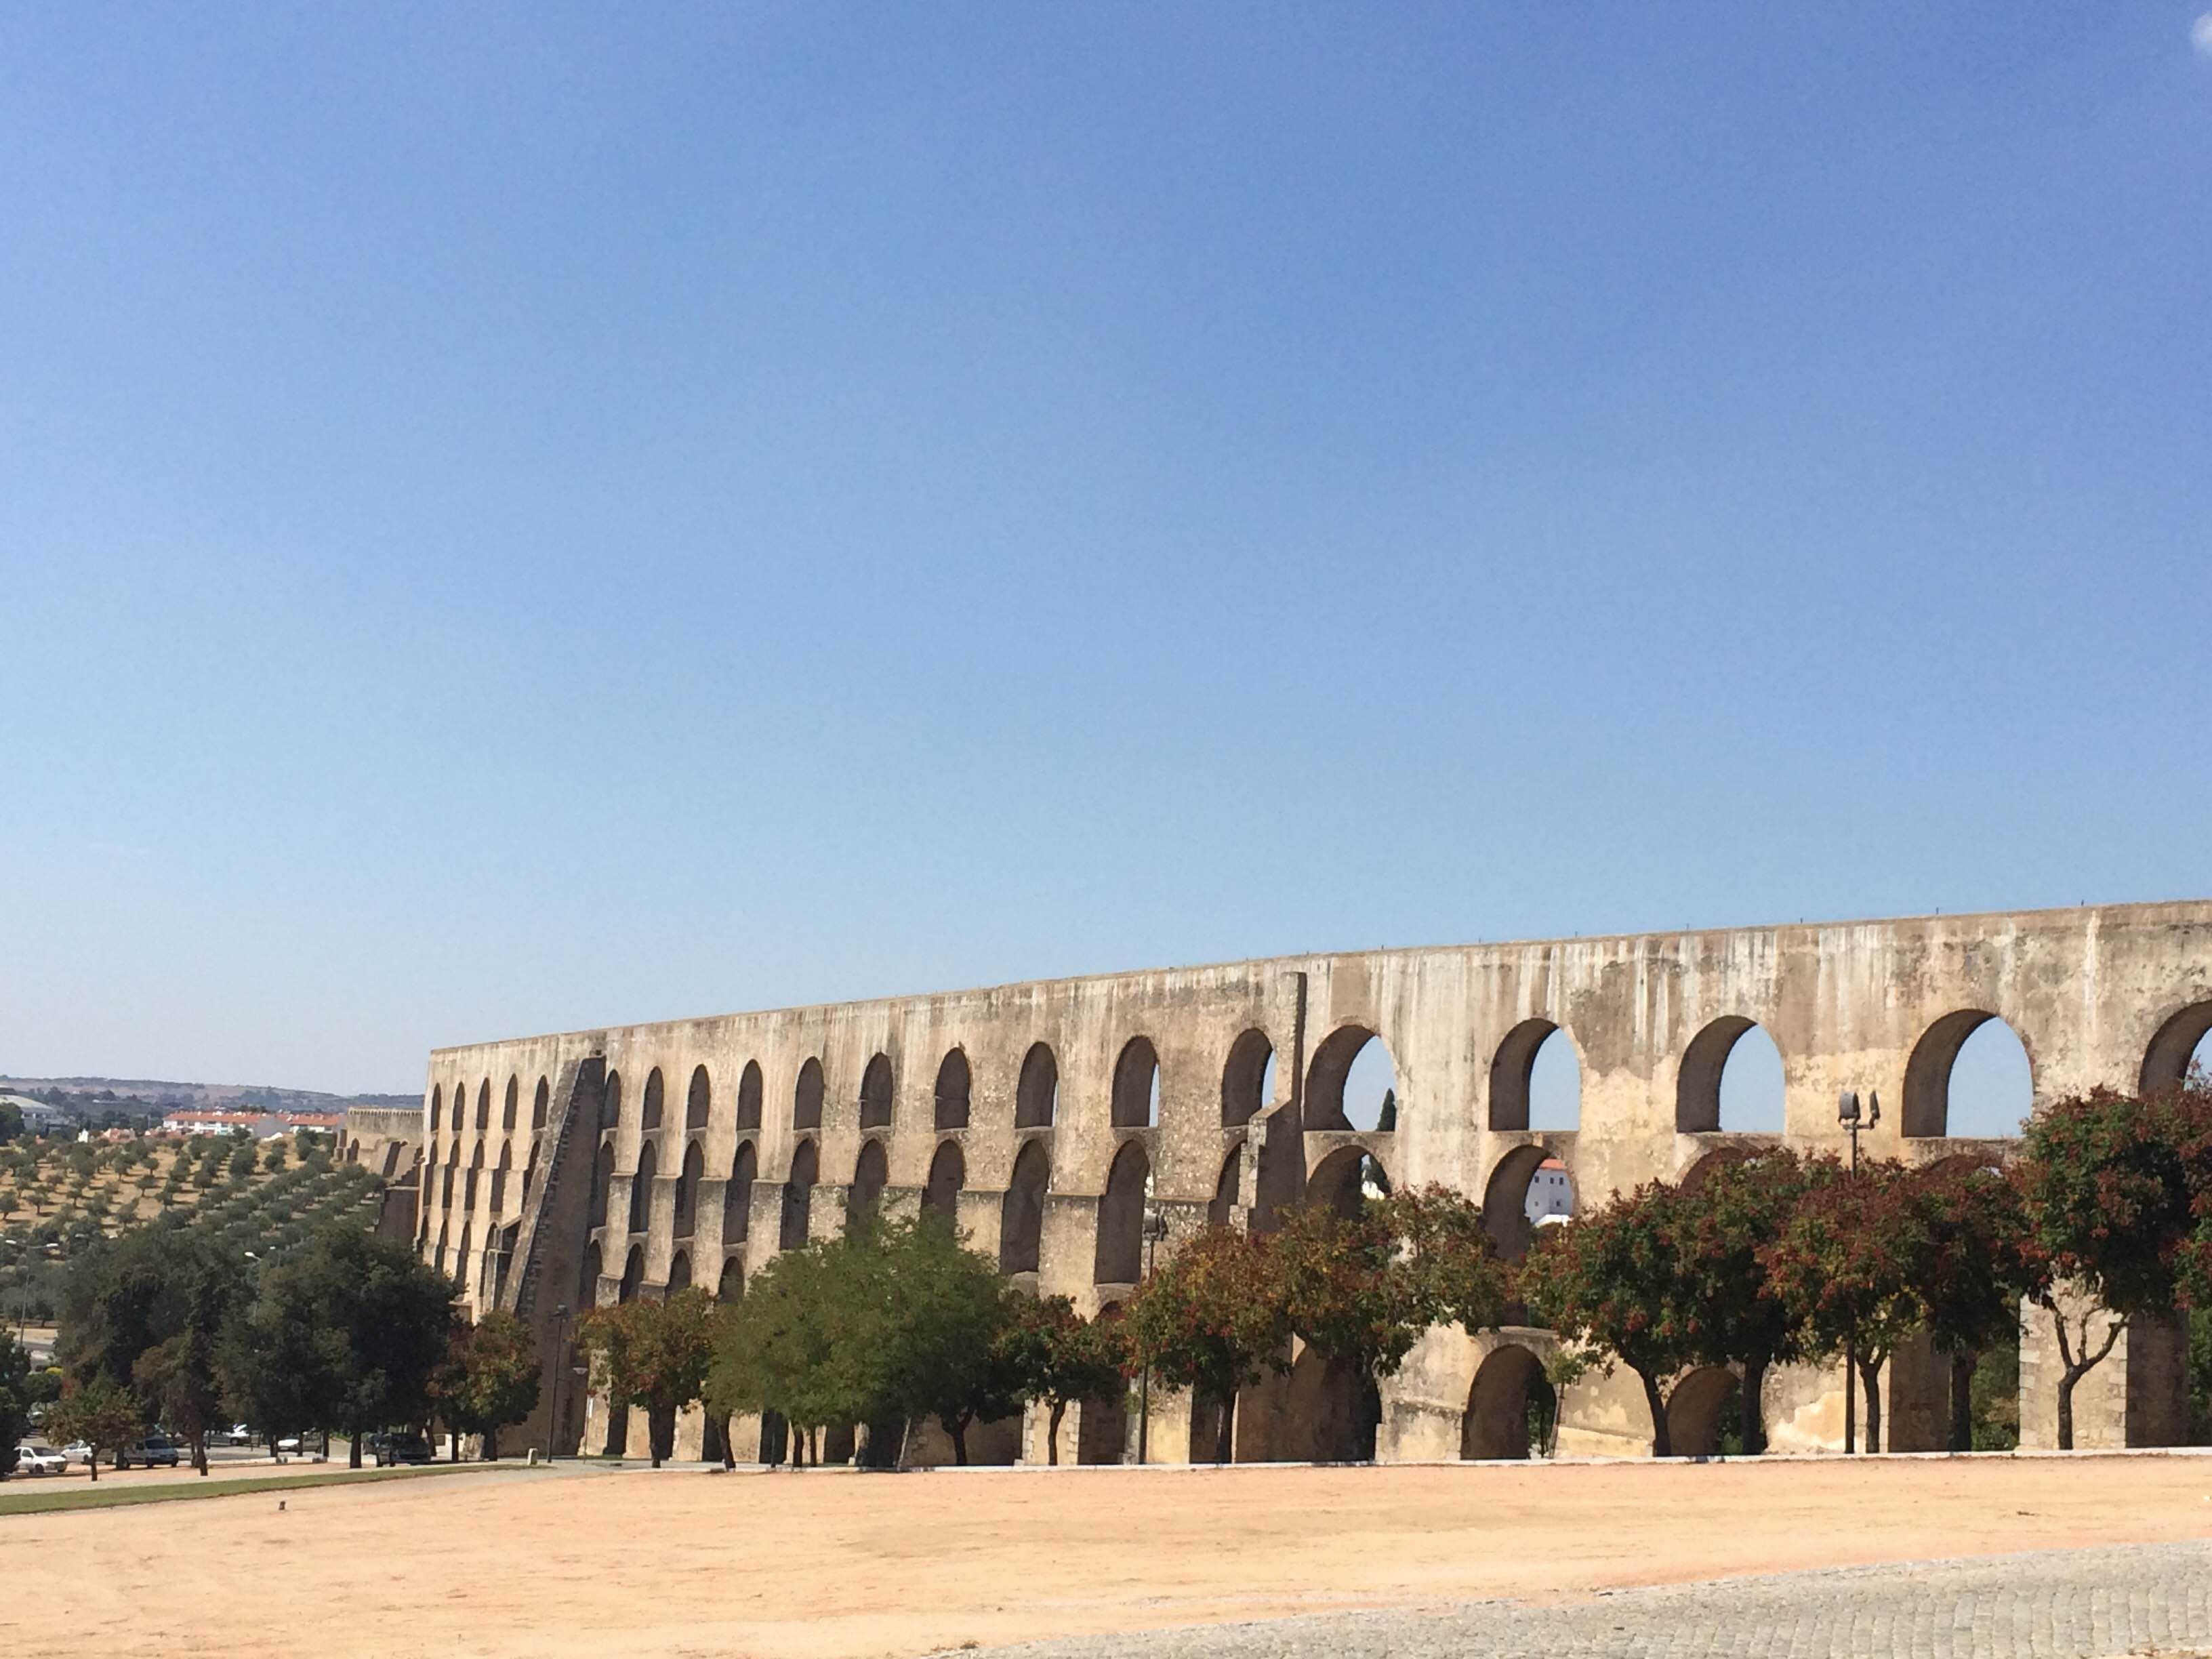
[[341, 900, 2212, 1462]]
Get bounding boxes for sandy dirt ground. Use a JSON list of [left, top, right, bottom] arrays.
[[3, 1455, 2211, 1659]]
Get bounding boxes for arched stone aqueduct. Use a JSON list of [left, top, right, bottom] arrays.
[[344, 900, 2212, 1463]]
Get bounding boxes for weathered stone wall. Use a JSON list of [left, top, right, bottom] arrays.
[[409, 899, 2212, 1462]]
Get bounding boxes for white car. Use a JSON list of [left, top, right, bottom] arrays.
[[14, 1442, 68, 1477], [61, 1441, 92, 1466]]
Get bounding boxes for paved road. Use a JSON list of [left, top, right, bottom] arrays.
[[960, 1540, 2212, 1659]]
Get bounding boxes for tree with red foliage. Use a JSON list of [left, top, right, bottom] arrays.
[[1900, 1160, 2034, 1452], [1119, 1227, 1288, 1464], [1760, 1160, 1923, 1452], [1670, 1149, 1837, 1456], [1517, 1181, 1697, 1457], [578, 1288, 719, 1467], [993, 1294, 1125, 1465], [2018, 1084, 2212, 1448]]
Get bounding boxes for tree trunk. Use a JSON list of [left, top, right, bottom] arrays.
[[1047, 1401, 1065, 1466], [485, 1427, 499, 1462], [1638, 1370, 1672, 1459], [1948, 1349, 1976, 1452], [192, 1434, 209, 1477], [449, 1429, 459, 1462], [348, 1429, 363, 1469], [1741, 1355, 1768, 1457], [2056, 1366, 2079, 1451], [950, 1418, 970, 1465], [87, 1454, 98, 1483], [1215, 1392, 1236, 1466], [720, 1414, 736, 1470], [1858, 1355, 1883, 1454]]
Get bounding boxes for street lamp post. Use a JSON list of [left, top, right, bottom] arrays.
[[1134, 1205, 1169, 1465], [1835, 1090, 1881, 1456]]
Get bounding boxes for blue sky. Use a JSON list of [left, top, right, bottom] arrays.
[[2, 5, 2208, 1109]]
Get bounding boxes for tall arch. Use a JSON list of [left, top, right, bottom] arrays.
[[2142, 1000, 2212, 1094], [428, 1085, 443, 1133], [1481, 1144, 1573, 1261], [780, 1140, 819, 1249], [619, 1244, 644, 1304], [847, 1139, 888, 1229], [1094, 1141, 1150, 1283], [675, 1141, 705, 1237], [641, 1068, 665, 1132], [1015, 1042, 1058, 1128], [1000, 1139, 1049, 1273], [1111, 1037, 1161, 1129], [1904, 1010, 2033, 1138], [735, 1061, 762, 1131], [454, 1221, 472, 1288], [725, 1141, 756, 1242], [1489, 1019, 1582, 1132], [794, 1059, 825, 1131], [686, 1065, 712, 1132], [1221, 1029, 1273, 1128], [1305, 1025, 1397, 1132], [531, 1077, 550, 1132], [501, 1076, 519, 1133], [934, 1049, 971, 1130], [588, 1137, 613, 1229], [629, 1141, 657, 1234], [1675, 1017, 1784, 1134], [859, 1053, 894, 1130], [1208, 1145, 1242, 1227], [717, 1256, 743, 1299], [1307, 1143, 1389, 1217], [1667, 1366, 1740, 1458], [491, 1144, 512, 1215], [475, 1080, 491, 1132], [667, 1250, 691, 1294], [924, 1140, 966, 1217], [602, 1070, 623, 1135]]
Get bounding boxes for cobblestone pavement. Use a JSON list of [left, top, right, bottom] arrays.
[[961, 1540, 2212, 1659]]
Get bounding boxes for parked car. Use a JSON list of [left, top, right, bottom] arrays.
[[14, 1441, 68, 1477], [116, 1434, 181, 1469], [366, 1432, 434, 1467], [211, 1423, 254, 1448], [61, 1441, 92, 1466]]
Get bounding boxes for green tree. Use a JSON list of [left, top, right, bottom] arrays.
[[45, 1374, 144, 1481], [2018, 1084, 2212, 1449], [428, 1311, 542, 1460], [220, 1226, 456, 1467], [993, 1294, 1125, 1466], [0, 1330, 30, 1477], [1518, 1181, 1698, 1457], [579, 1288, 720, 1467], [0, 1101, 22, 1145], [1759, 1160, 1924, 1452], [1120, 1227, 1288, 1464], [708, 1242, 858, 1465], [1669, 1151, 1835, 1455], [1901, 1160, 2035, 1452], [1378, 1185, 1514, 1340], [875, 1216, 1023, 1465]]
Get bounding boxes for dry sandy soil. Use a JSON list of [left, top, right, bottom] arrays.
[[5, 1454, 2211, 1659]]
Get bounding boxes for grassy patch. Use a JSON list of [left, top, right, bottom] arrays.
[[0, 1460, 546, 1517]]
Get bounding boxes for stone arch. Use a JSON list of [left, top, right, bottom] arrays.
[[1112, 1037, 1161, 1128], [588, 1137, 613, 1229], [1675, 1017, 1784, 1134], [1282, 1344, 1378, 1462], [668, 1250, 691, 1294], [1221, 1029, 1274, 1128], [735, 1061, 763, 1131], [1078, 1303, 1130, 1463], [935, 1049, 972, 1131], [725, 1141, 756, 1241], [602, 1070, 623, 1134], [847, 1138, 888, 1229], [629, 1141, 657, 1233], [1678, 1143, 1755, 1193], [1462, 1343, 1548, 1459], [794, 1058, 825, 1131], [717, 1256, 743, 1299], [1094, 1141, 1151, 1283], [924, 1139, 966, 1217], [619, 1244, 644, 1303], [642, 1067, 665, 1132], [1489, 1019, 1582, 1131], [780, 1139, 818, 1249], [1306, 1025, 1398, 1132], [1666, 1366, 1740, 1457], [1904, 1010, 2034, 1138], [859, 1053, 894, 1130], [454, 1220, 472, 1286], [1481, 1145, 1574, 1261], [464, 1143, 484, 1212], [434, 1218, 449, 1273], [675, 1141, 705, 1237], [491, 1143, 512, 1214], [1000, 1139, 1049, 1273], [428, 1085, 443, 1132], [532, 1076, 550, 1132], [381, 1142, 403, 1179], [475, 1080, 491, 1132], [686, 1065, 711, 1132], [523, 1138, 539, 1206], [1306, 1143, 1389, 1217], [502, 1076, 519, 1133], [1208, 1144, 1244, 1227], [1015, 1042, 1058, 1128], [2142, 1000, 2212, 1094]]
